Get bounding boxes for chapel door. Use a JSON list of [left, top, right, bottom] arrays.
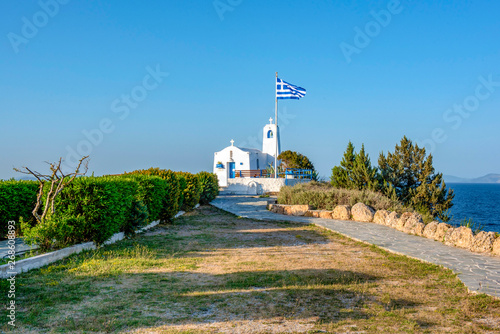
[[228, 162, 235, 178]]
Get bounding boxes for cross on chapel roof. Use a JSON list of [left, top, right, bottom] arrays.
[[269, 117, 273, 124], [230, 139, 234, 146]]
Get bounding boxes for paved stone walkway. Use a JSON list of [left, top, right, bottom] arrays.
[[0, 238, 38, 259], [212, 195, 500, 298]]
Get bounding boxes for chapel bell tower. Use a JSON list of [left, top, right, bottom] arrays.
[[262, 118, 281, 158]]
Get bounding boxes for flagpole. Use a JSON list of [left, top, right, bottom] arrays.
[[274, 72, 278, 179]]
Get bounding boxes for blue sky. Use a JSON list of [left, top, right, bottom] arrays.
[[1, 0, 499, 180]]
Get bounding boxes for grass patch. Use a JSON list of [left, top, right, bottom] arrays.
[[2, 205, 499, 333]]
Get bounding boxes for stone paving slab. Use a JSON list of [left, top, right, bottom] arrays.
[[212, 195, 500, 298], [0, 238, 38, 259]]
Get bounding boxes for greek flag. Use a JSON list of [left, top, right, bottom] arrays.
[[276, 77, 306, 100]]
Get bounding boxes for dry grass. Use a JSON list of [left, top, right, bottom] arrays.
[[2, 205, 500, 333], [277, 181, 403, 211]]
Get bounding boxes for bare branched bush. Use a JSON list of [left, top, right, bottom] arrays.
[[14, 156, 89, 224]]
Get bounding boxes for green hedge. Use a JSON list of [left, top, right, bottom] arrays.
[[175, 172, 201, 211], [22, 176, 138, 248], [125, 199, 149, 237], [7, 168, 216, 248], [197, 171, 219, 204], [176, 173, 187, 210], [0, 180, 38, 238], [120, 174, 166, 222], [124, 168, 180, 222]]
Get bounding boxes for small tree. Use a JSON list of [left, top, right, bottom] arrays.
[[331, 142, 378, 190], [278, 150, 318, 180], [278, 150, 314, 170], [351, 144, 379, 191], [378, 136, 454, 221], [14, 156, 89, 224], [330, 141, 356, 188]]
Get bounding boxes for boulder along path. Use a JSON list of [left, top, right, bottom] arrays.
[[212, 195, 500, 298]]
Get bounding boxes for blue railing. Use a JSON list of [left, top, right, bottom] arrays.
[[230, 168, 313, 181], [279, 168, 313, 185]]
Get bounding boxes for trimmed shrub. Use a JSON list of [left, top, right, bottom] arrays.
[[278, 181, 402, 212], [122, 199, 149, 237], [120, 174, 166, 222], [0, 180, 38, 238], [159, 170, 180, 220], [21, 176, 137, 249], [176, 173, 187, 210], [197, 171, 219, 204], [175, 172, 201, 211], [124, 168, 180, 222]]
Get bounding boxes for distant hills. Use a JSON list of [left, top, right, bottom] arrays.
[[444, 173, 500, 184]]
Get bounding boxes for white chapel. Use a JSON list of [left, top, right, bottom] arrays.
[[213, 118, 280, 187]]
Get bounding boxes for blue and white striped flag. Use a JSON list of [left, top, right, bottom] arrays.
[[276, 77, 306, 100]]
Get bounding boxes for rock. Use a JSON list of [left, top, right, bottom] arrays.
[[435, 223, 452, 242], [471, 231, 496, 253], [283, 206, 293, 215], [290, 205, 312, 216], [455, 227, 474, 250], [373, 210, 389, 225], [443, 228, 455, 245], [402, 213, 424, 235], [318, 210, 333, 219], [351, 203, 375, 222], [444, 226, 474, 249], [492, 237, 500, 256], [385, 212, 400, 228], [268, 204, 282, 213], [414, 222, 425, 236], [396, 212, 413, 231], [304, 210, 321, 218], [423, 221, 439, 239], [332, 205, 351, 220]]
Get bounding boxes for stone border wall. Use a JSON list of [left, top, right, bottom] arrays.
[[268, 203, 500, 257], [0, 204, 199, 278]]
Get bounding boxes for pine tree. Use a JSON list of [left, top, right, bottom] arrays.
[[378, 136, 454, 221], [331, 142, 379, 190], [351, 144, 379, 191], [330, 141, 356, 188]]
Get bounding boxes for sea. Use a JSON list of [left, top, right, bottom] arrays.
[[448, 183, 500, 233]]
